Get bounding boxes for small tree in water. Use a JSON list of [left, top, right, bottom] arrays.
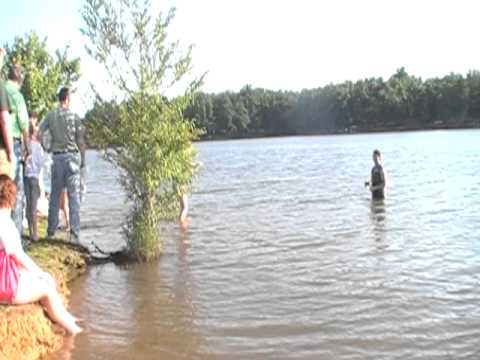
[[81, 0, 201, 261]]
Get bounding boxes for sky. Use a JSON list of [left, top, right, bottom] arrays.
[[1, 0, 479, 115]]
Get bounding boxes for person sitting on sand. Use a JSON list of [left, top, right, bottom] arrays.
[[0, 175, 82, 335], [367, 149, 386, 200]]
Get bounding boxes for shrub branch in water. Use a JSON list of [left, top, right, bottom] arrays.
[[81, 0, 202, 260]]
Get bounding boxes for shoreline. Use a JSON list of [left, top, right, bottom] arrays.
[[196, 124, 480, 142], [0, 232, 88, 360], [86, 125, 480, 148]]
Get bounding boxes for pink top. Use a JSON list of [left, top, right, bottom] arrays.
[[0, 209, 20, 303]]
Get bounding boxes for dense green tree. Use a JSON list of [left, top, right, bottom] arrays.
[[83, 99, 121, 147], [232, 98, 250, 136], [239, 85, 260, 130], [185, 92, 214, 133], [466, 70, 480, 120], [213, 93, 235, 134]]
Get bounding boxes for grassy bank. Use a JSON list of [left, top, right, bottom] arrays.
[[0, 221, 87, 360]]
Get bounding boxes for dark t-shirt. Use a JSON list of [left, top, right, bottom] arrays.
[[371, 164, 385, 199], [0, 81, 11, 149], [39, 107, 85, 153]]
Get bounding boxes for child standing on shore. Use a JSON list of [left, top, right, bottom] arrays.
[[23, 124, 44, 241]]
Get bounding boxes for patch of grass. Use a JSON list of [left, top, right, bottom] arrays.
[[22, 216, 68, 243]]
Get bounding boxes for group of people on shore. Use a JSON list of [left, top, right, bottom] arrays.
[[0, 49, 84, 335]]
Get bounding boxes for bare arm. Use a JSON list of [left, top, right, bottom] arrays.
[[79, 141, 86, 168], [2, 221, 53, 282], [76, 118, 86, 167], [12, 248, 55, 286], [0, 110, 13, 161], [12, 249, 43, 274], [21, 128, 30, 161], [2, 224, 43, 274], [18, 99, 30, 157], [38, 115, 50, 150]]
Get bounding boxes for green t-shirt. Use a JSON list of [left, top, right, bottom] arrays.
[[5, 80, 29, 139], [0, 81, 11, 148]]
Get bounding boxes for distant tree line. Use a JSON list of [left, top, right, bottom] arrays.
[[85, 68, 480, 140]]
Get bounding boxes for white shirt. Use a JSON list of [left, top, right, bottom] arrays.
[[24, 141, 45, 179], [0, 209, 22, 255]]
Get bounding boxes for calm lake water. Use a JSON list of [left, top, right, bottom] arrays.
[[49, 130, 480, 359]]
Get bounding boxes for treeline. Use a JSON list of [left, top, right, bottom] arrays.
[[183, 68, 480, 138]]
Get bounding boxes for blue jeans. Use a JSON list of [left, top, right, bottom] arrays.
[[47, 153, 82, 238], [24, 176, 40, 240], [12, 140, 24, 235]]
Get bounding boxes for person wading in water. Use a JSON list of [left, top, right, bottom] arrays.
[[365, 149, 386, 200]]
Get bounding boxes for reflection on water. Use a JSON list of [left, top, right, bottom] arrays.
[[50, 130, 480, 359], [64, 253, 202, 359], [370, 199, 386, 242]]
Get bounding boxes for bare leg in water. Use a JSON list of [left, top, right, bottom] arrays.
[[179, 193, 189, 231]]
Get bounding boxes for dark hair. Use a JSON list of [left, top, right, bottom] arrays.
[[29, 111, 38, 119], [0, 175, 17, 209], [373, 149, 381, 157], [58, 87, 70, 102], [8, 64, 24, 84]]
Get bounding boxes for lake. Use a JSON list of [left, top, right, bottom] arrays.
[[50, 130, 480, 359]]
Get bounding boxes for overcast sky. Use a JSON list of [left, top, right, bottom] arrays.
[[1, 0, 479, 114]]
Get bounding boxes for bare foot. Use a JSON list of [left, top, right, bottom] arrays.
[[67, 324, 83, 336], [67, 313, 84, 323]]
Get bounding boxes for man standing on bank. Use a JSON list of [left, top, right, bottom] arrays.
[[0, 49, 14, 180], [5, 64, 30, 235], [39, 88, 85, 243]]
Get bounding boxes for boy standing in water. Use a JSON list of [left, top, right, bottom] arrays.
[[368, 149, 386, 200]]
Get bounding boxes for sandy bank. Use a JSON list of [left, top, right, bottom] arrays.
[[0, 241, 87, 360]]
